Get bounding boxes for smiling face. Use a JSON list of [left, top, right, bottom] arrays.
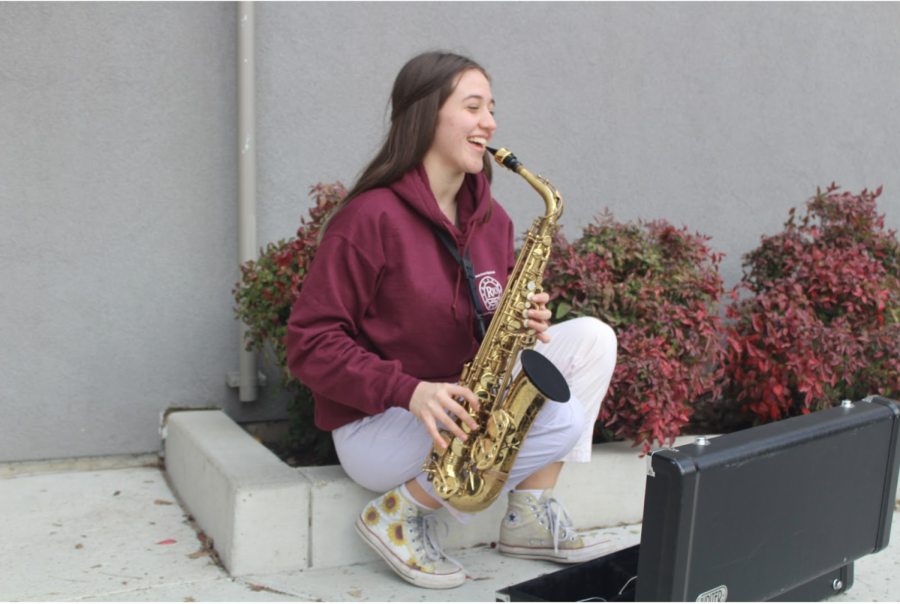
[[424, 68, 497, 182]]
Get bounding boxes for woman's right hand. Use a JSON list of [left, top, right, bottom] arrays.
[[409, 382, 480, 450]]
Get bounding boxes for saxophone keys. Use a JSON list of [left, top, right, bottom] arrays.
[[479, 373, 496, 390], [480, 444, 494, 463], [450, 438, 466, 456], [466, 472, 483, 497], [439, 476, 459, 496], [484, 415, 498, 440], [493, 409, 511, 430], [434, 431, 451, 454]]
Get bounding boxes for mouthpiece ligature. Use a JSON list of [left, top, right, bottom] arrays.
[[486, 146, 522, 173]]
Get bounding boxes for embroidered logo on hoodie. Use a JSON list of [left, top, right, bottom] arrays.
[[477, 272, 503, 311]]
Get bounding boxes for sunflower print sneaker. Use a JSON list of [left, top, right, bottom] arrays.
[[355, 487, 466, 589]]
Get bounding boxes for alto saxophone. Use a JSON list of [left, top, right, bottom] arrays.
[[422, 147, 570, 514]]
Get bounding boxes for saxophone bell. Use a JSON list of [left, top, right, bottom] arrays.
[[518, 349, 570, 403]]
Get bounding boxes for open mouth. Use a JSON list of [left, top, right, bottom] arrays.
[[467, 137, 488, 152]]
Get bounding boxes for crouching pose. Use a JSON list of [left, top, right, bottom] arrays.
[[286, 51, 618, 589]]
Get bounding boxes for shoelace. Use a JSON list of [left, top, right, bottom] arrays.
[[536, 497, 577, 554], [408, 513, 468, 576]]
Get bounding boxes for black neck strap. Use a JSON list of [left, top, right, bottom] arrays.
[[432, 225, 487, 342]]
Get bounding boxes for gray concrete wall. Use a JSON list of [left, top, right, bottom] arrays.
[[2, 2, 898, 462], [0, 2, 243, 462]]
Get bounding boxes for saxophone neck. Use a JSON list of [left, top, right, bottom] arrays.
[[487, 147, 563, 219]]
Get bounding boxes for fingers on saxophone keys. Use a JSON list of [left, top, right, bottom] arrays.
[[436, 407, 468, 443], [448, 385, 481, 415], [529, 308, 551, 321], [530, 292, 550, 307], [449, 423, 470, 443], [449, 402, 478, 435], [425, 419, 446, 450]]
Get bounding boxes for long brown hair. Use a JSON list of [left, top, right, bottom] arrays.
[[319, 51, 494, 242]]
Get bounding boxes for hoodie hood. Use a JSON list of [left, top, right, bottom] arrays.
[[388, 163, 492, 252], [388, 163, 495, 325]]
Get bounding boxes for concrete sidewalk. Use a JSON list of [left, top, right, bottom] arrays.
[[2, 458, 898, 602]]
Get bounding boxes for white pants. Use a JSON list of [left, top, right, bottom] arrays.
[[332, 317, 617, 520]]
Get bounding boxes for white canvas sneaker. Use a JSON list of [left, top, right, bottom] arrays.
[[355, 487, 467, 589], [498, 488, 616, 563]]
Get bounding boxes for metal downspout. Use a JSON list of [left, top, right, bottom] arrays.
[[237, 1, 258, 402]]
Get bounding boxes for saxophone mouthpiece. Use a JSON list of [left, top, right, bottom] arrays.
[[486, 146, 522, 173]]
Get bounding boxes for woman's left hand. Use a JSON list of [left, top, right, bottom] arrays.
[[528, 292, 552, 344]]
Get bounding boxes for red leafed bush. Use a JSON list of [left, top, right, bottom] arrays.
[[233, 182, 347, 465], [543, 211, 727, 452], [724, 184, 900, 423]]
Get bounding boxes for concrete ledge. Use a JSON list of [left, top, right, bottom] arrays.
[[163, 410, 310, 576], [164, 409, 698, 574]]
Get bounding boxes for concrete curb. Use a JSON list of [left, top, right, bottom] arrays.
[[163, 410, 311, 576], [0, 453, 160, 479], [163, 409, 698, 576]]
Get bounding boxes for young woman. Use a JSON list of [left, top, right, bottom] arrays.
[[286, 51, 618, 590]]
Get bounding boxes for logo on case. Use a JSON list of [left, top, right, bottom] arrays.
[[696, 585, 728, 602]]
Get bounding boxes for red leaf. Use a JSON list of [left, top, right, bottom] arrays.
[[157, 539, 177, 545], [751, 314, 764, 333]]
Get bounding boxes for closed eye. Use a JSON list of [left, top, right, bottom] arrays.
[[468, 104, 494, 116]]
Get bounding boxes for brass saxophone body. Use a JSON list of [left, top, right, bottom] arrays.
[[422, 147, 571, 514]]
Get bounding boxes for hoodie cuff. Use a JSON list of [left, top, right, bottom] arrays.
[[390, 374, 421, 411]]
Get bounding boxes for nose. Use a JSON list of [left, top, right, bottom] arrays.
[[481, 109, 497, 134]]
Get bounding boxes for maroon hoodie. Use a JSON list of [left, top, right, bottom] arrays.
[[286, 165, 516, 431]]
